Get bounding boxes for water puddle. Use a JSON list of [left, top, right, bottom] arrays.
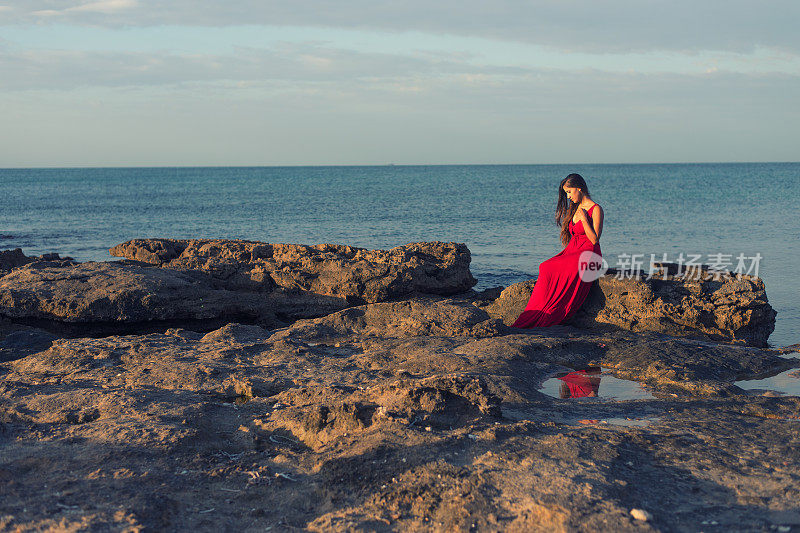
[[540, 367, 656, 400], [735, 367, 800, 397]]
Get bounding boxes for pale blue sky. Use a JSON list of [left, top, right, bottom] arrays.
[[1, 1, 798, 166]]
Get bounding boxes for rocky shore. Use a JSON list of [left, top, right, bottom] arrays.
[[1, 241, 798, 532]]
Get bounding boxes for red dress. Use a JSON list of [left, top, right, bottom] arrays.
[[512, 204, 602, 328], [558, 369, 601, 398]]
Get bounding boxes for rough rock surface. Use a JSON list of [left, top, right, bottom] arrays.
[[483, 264, 776, 347], [0, 260, 347, 331], [0, 248, 34, 271], [0, 248, 72, 272], [0, 241, 476, 332], [0, 244, 795, 531], [110, 239, 477, 303], [288, 297, 506, 339], [0, 318, 56, 363], [1, 295, 798, 531]]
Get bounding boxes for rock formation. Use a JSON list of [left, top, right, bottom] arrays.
[[1, 298, 797, 530], [0, 260, 349, 332], [0, 248, 34, 272], [288, 297, 505, 340], [0, 244, 778, 348], [0, 243, 797, 531], [110, 239, 477, 303], [0, 241, 477, 332], [483, 264, 776, 347]]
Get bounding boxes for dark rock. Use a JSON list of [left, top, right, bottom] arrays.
[[0, 319, 57, 362], [370, 373, 502, 427], [0, 248, 34, 271]]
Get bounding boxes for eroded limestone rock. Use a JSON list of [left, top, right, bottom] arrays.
[[287, 297, 505, 340], [483, 265, 776, 347], [2, 306, 798, 531], [0, 240, 476, 331], [0, 261, 345, 330], [110, 238, 477, 302]]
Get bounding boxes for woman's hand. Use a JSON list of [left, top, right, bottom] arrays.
[[575, 208, 588, 223], [585, 205, 603, 245]]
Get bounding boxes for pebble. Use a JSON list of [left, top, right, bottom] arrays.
[[630, 509, 652, 521]]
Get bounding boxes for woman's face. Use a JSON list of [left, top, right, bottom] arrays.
[[563, 186, 582, 203]]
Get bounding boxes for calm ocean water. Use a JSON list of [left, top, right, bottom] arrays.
[[1, 164, 798, 347]]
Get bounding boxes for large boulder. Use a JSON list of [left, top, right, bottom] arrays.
[[0, 261, 346, 331], [110, 239, 477, 303], [483, 265, 776, 347]]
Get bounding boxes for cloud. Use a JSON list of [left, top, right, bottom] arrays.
[[66, 0, 138, 13], [2, 40, 796, 116], [26, 0, 137, 19], [0, 42, 526, 90], [2, 0, 798, 54], [1, 14, 797, 166], [2, 62, 797, 166]]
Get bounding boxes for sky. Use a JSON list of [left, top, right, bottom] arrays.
[[0, 1, 798, 166]]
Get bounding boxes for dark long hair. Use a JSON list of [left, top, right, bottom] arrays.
[[555, 173, 591, 247]]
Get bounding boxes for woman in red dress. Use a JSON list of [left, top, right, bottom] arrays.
[[512, 173, 604, 328]]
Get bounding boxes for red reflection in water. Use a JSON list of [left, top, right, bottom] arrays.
[[558, 367, 602, 398]]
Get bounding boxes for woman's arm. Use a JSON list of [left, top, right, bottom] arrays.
[[577, 205, 603, 244]]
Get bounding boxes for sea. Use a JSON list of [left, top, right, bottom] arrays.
[[1, 163, 798, 348]]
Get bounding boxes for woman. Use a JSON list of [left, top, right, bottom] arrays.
[[512, 173, 604, 328]]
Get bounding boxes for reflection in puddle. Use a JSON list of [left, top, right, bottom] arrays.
[[540, 367, 656, 400], [735, 367, 800, 397]]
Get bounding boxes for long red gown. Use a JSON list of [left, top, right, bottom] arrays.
[[512, 203, 601, 328], [558, 369, 601, 398]]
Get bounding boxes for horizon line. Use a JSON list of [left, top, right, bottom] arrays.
[[2, 161, 799, 170]]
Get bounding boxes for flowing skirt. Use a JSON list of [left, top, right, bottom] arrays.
[[512, 240, 601, 328]]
